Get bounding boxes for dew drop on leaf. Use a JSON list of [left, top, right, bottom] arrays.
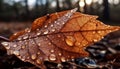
[[61, 57, 66, 62], [58, 53, 62, 56], [13, 44, 17, 47], [43, 30, 49, 34], [31, 54, 37, 60], [49, 54, 56, 61], [21, 45, 25, 49], [23, 35, 28, 39], [65, 36, 75, 46], [37, 52, 40, 55], [50, 49, 54, 53], [13, 50, 20, 56], [36, 59, 42, 64], [1, 42, 9, 46], [37, 32, 41, 36]]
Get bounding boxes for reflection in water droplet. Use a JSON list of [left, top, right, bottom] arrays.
[[48, 42, 51, 45], [62, 22, 65, 24], [65, 36, 75, 46], [13, 50, 20, 55], [44, 25, 47, 28], [14, 33, 17, 35], [6, 46, 10, 49], [37, 32, 41, 36], [50, 24, 54, 27], [57, 35, 61, 37], [36, 59, 41, 64], [93, 31, 96, 34], [1, 42, 9, 46], [51, 29, 55, 32], [2, 42, 10, 49], [38, 43, 41, 46], [50, 50, 54, 53], [21, 58, 25, 61], [37, 29, 39, 31], [57, 63, 63, 68], [43, 30, 48, 34], [61, 57, 66, 62], [75, 42, 80, 46], [93, 39, 98, 42], [49, 54, 56, 61], [17, 37, 22, 40], [23, 36, 28, 39], [21, 46, 25, 49], [31, 54, 37, 60], [37, 52, 40, 55], [58, 53, 62, 56], [97, 31, 101, 34]]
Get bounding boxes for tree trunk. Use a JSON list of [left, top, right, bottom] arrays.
[[56, 0, 60, 12], [103, 0, 110, 21], [24, 0, 29, 19], [65, 0, 72, 9]]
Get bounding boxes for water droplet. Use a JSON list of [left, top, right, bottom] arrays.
[[93, 31, 96, 34], [14, 33, 17, 35], [17, 37, 22, 40], [6, 46, 10, 49], [23, 35, 28, 39], [50, 24, 54, 27], [43, 30, 48, 34], [75, 42, 80, 46], [57, 64, 63, 68], [65, 36, 75, 46], [44, 57, 49, 61], [50, 50, 54, 53], [37, 52, 40, 55], [18, 56, 21, 59], [44, 25, 47, 28], [27, 30, 31, 33], [56, 22, 60, 25], [21, 58, 25, 61], [31, 54, 37, 60], [54, 21, 57, 23], [36, 29, 39, 31], [37, 32, 41, 36], [58, 53, 62, 56], [93, 39, 98, 42], [27, 56, 30, 59], [49, 54, 56, 61], [1, 42, 9, 46], [13, 44, 17, 47], [13, 50, 20, 55], [21, 46, 25, 49], [97, 31, 101, 34], [51, 29, 55, 32], [61, 57, 66, 62], [62, 22, 65, 24], [58, 35, 61, 38], [48, 42, 51, 45], [38, 43, 41, 46], [36, 59, 41, 64]]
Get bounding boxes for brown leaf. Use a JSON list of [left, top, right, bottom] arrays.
[[1, 8, 120, 69]]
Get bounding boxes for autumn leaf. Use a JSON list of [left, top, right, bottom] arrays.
[[1, 8, 120, 69]]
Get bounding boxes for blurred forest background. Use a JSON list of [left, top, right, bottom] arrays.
[[0, 0, 120, 24]]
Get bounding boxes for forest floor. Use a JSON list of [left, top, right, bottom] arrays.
[[0, 22, 120, 69]]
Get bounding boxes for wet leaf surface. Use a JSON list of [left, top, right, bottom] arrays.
[[0, 8, 120, 69]]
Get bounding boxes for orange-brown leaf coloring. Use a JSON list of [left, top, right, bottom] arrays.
[[1, 8, 120, 69]]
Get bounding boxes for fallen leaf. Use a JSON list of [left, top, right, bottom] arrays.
[[1, 8, 120, 69]]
